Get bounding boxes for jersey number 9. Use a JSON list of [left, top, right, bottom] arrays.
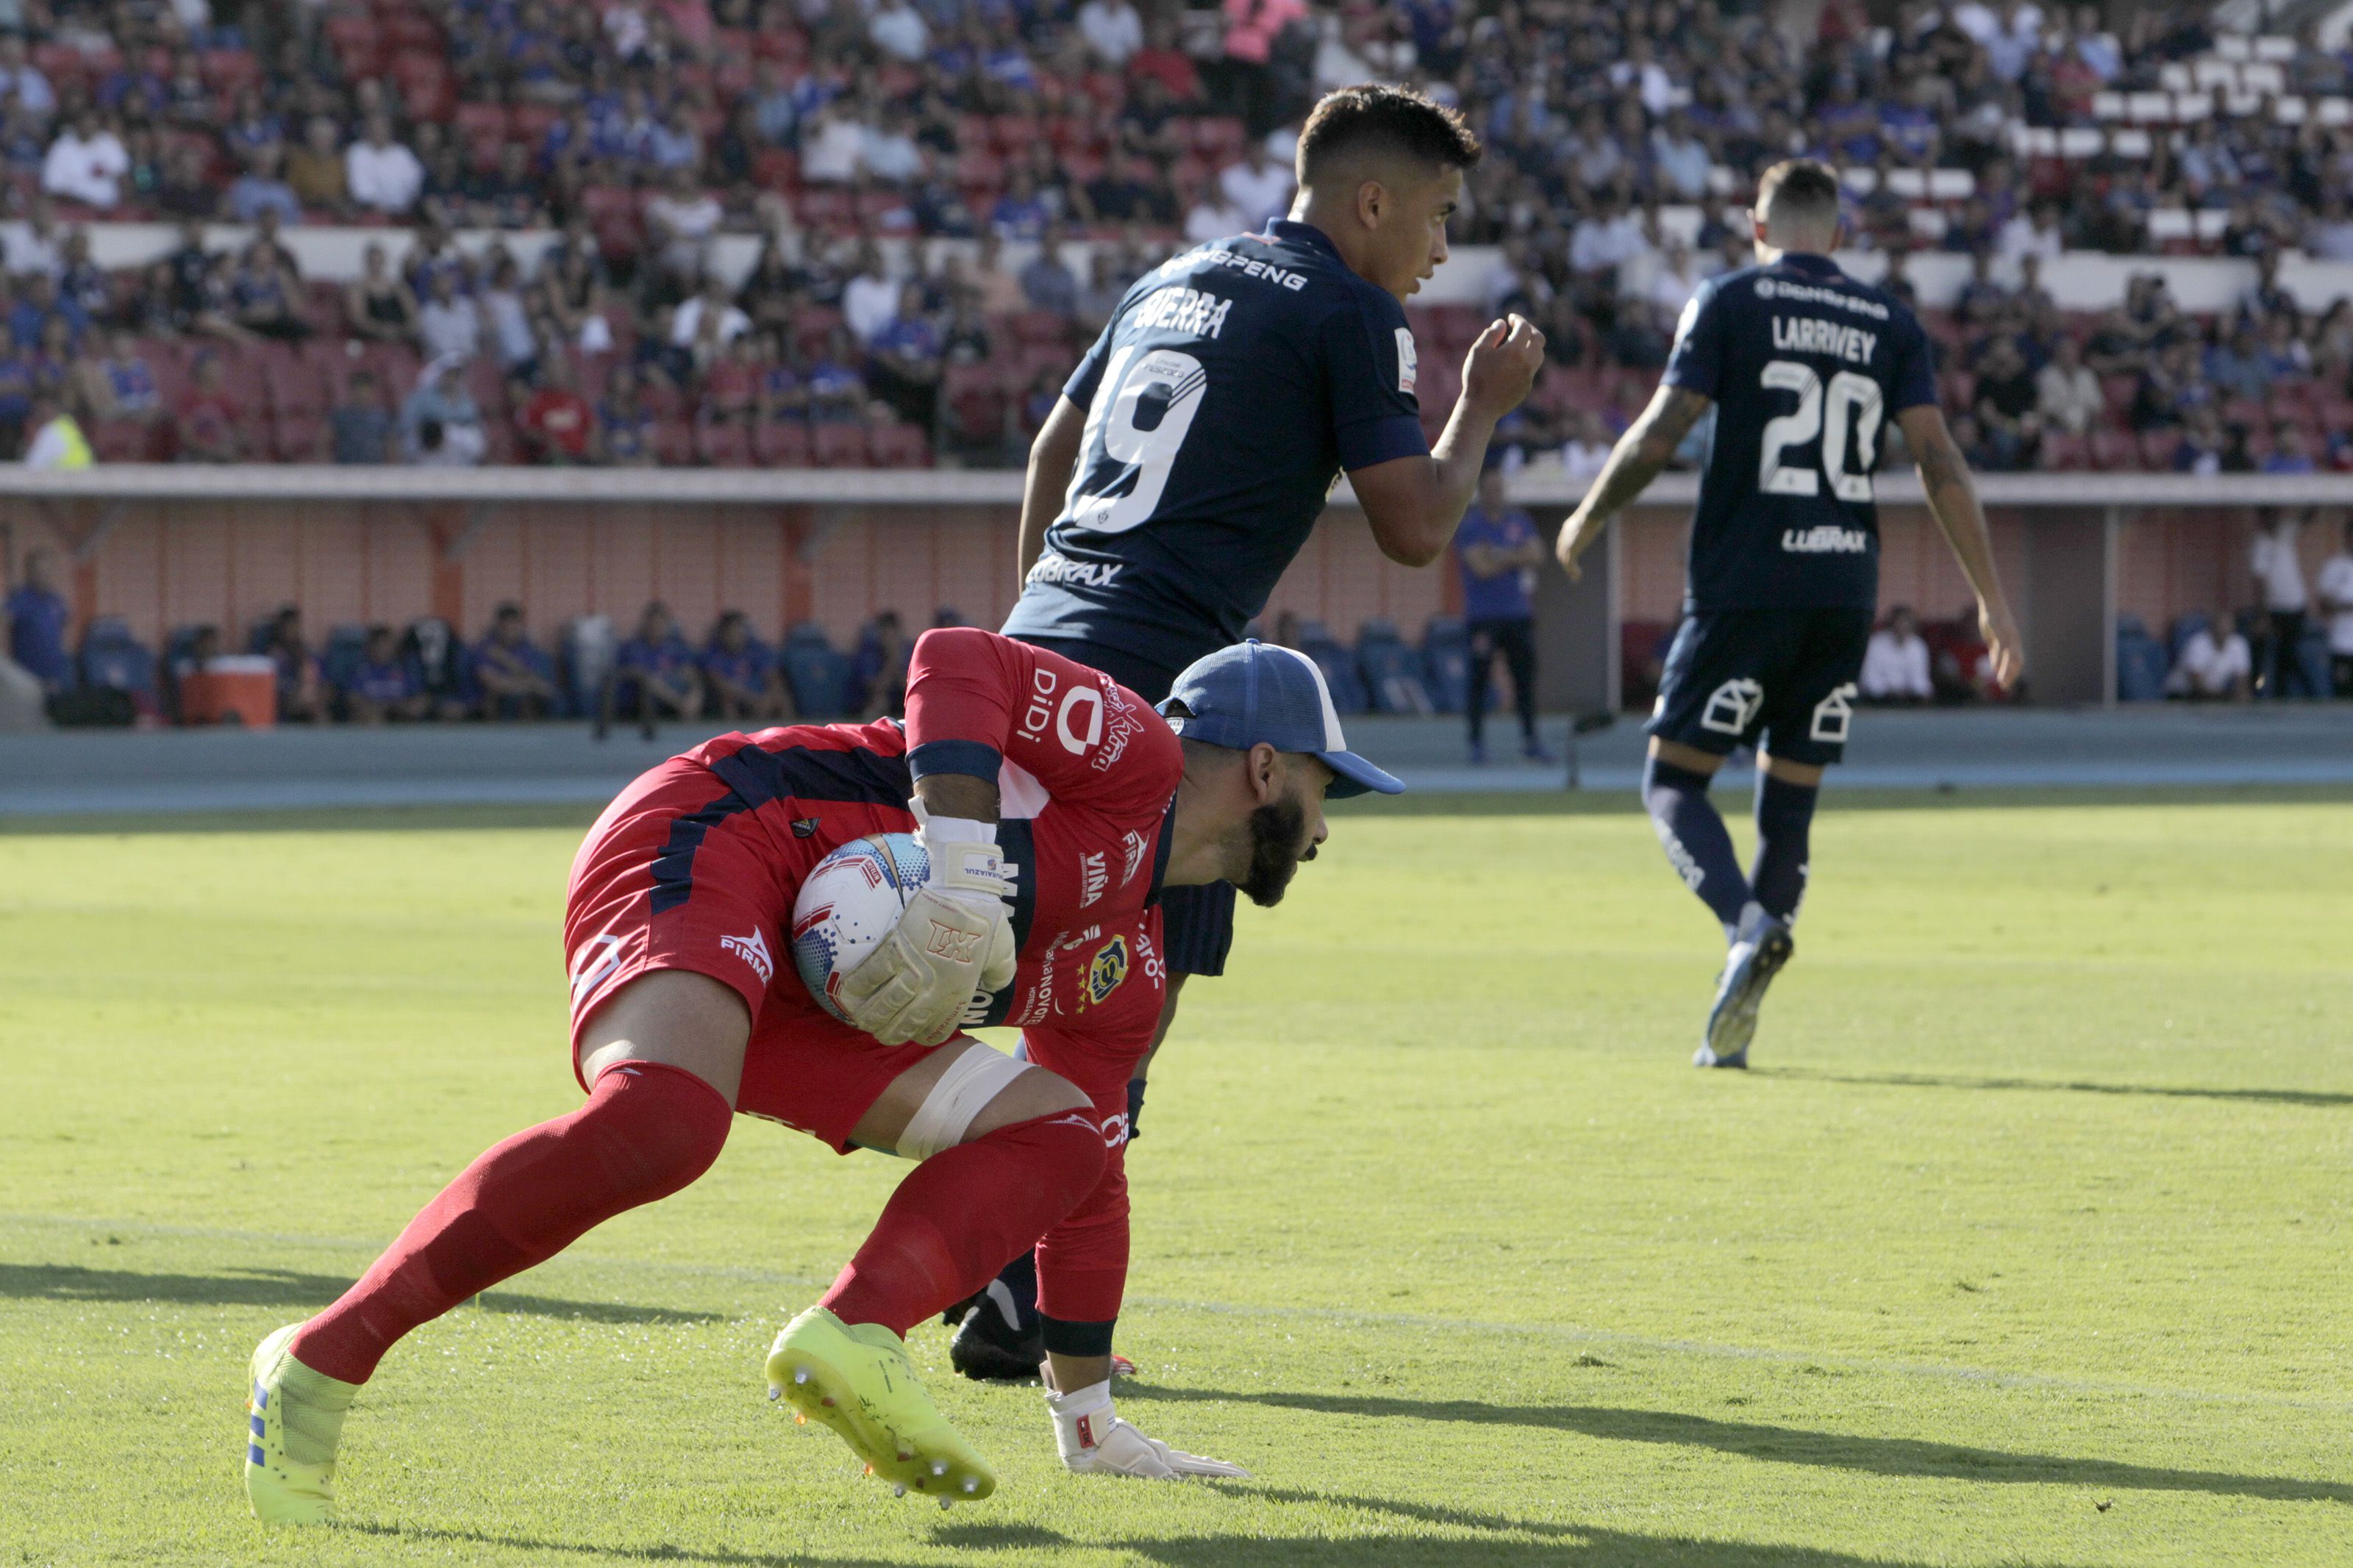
[[1757, 359, 1884, 504], [1067, 346, 1209, 535]]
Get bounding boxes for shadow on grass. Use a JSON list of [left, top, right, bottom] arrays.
[[349, 1512, 2088, 1568], [1124, 1388, 2352, 1506], [1756, 1065, 2353, 1109], [343, 1521, 921, 1567], [0, 1262, 718, 1325]]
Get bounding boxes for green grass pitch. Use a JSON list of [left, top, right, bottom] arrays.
[[2, 792, 2349, 1567]]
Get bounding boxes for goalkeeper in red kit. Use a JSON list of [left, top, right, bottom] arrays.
[[243, 629, 1402, 1524]]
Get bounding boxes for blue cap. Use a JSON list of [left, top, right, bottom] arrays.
[[1160, 641, 1405, 798]]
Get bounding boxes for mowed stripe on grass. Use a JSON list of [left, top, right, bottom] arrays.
[[1, 797, 2347, 1566]]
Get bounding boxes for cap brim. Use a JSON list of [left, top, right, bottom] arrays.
[[1320, 749, 1405, 798]]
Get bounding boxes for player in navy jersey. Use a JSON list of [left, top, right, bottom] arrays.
[[949, 84, 1544, 1378], [1557, 160, 2023, 1067]]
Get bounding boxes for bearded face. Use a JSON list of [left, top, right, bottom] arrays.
[[1239, 793, 1317, 908]]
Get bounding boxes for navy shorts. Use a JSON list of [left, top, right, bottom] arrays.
[[1648, 608, 1873, 767], [1010, 634, 1235, 978]]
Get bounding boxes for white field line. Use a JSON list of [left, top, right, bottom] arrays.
[[7, 1209, 2349, 1417]]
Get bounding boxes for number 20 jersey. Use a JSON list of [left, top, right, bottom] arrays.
[[1661, 250, 1938, 614], [999, 219, 1429, 675]]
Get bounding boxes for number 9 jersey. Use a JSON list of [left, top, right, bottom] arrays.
[[1663, 251, 1938, 614], [1001, 220, 1429, 678]]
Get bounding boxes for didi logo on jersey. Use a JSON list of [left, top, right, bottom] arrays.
[[1084, 934, 1129, 1007]]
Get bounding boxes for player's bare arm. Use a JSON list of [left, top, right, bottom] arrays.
[[1556, 384, 1713, 579], [1352, 314, 1546, 568], [1018, 396, 1087, 585], [1898, 404, 2025, 687]]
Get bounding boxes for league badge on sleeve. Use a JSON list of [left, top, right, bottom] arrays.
[[1394, 328, 1418, 395]]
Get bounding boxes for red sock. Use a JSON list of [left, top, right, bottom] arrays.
[[820, 1109, 1105, 1338], [290, 1062, 732, 1384]]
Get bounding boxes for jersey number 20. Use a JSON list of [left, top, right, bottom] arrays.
[[1067, 346, 1208, 534], [1757, 359, 1883, 503]]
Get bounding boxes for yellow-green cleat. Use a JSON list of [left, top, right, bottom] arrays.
[[766, 1306, 996, 1506], [245, 1322, 356, 1525]]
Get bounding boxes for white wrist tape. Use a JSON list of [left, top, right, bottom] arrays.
[[910, 798, 1004, 892], [896, 1043, 1030, 1160], [1046, 1379, 1115, 1459]]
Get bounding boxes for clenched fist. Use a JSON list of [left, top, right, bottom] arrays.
[[1461, 313, 1546, 420]]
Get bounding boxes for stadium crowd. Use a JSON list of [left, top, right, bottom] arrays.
[[0, 2, 2342, 468]]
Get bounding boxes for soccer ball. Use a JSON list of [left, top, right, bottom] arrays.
[[790, 832, 931, 1023]]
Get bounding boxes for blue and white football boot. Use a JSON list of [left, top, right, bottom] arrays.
[[1696, 905, 1793, 1068]]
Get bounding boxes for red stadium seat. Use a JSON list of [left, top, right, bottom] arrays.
[[88, 419, 157, 463], [751, 148, 799, 193], [1007, 309, 1073, 348], [811, 423, 871, 467], [381, 12, 442, 51], [2138, 429, 2179, 468], [510, 103, 563, 145], [865, 420, 931, 468], [796, 187, 853, 231], [754, 26, 810, 66], [199, 48, 261, 95], [940, 363, 1008, 451], [695, 418, 754, 468], [1191, 117, 1248, 161], [2219, 396, 2267, 429], [652, 419, 696, 466], [271, 413, 324, 462], [454, 102, 510, 152], [264, 354, 327, 420], [752, 421, 813, 467], [788, 307, 844, 359], [2037, 432, 2088, 470], [2090, 429, 2139, 470], [988, 115, 1041, 152]]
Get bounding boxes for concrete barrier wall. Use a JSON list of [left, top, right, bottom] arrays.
[[0, 483, 2318, 709], [0, 498, 1458, 653]]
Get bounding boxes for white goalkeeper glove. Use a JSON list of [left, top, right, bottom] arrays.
[[1047, 1381, 1250, 1480], [835, 801, 1016, 1047]]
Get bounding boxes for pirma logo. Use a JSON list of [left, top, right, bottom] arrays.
[[720, 928, 773, 985]]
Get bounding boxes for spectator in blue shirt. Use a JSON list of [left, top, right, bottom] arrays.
[[865, 282, 941, 429], [989, 169, 1051, 240], [852, 610, 910, 720], [1454, 470, 1554, 765], [701, 609, 790, 722], [340, 625, 426, 723], [4, 545, 71, 692], [2263, 423, 2318, 474], [614, 601, 703, 720], [472, 602, 560, 720]]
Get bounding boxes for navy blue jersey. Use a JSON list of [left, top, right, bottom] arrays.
[[999, 219, 1429, 672], [1663, 251, 1937, 612]]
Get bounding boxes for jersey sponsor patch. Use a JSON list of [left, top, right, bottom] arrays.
[[1085, 933, 1129, 1006], [1782, 524, 1872, 554], [1079, 850, 1107, 907], [1395, 326, 1418, 395]]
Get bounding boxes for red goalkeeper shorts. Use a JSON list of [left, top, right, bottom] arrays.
[[563, 751, 943, 1151]]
